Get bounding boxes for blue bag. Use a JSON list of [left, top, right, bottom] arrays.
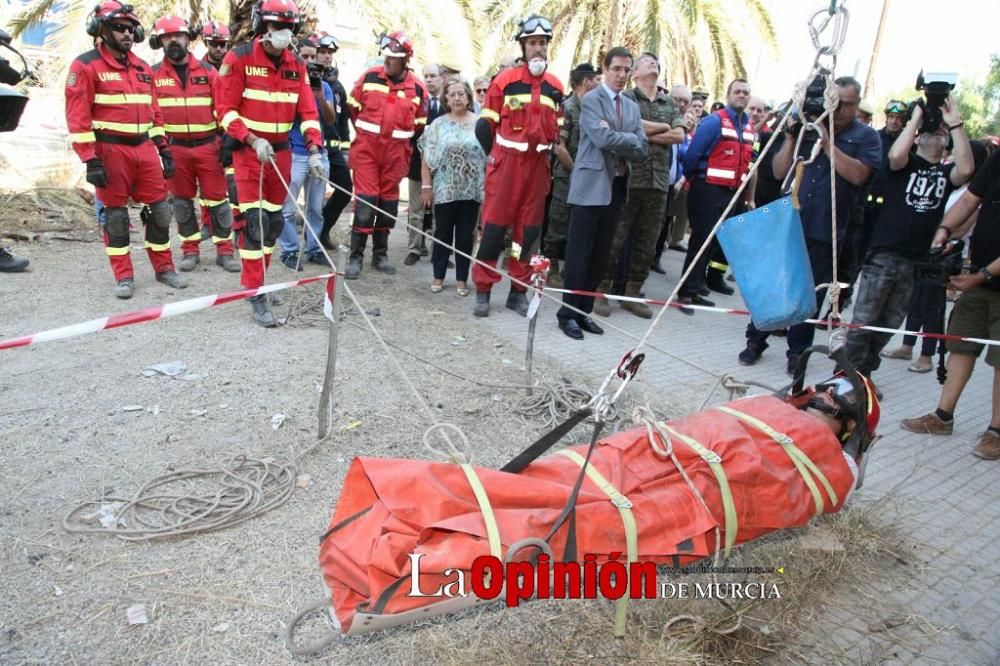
[[716, 196, 816, 331]]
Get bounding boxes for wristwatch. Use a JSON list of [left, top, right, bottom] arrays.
[[979, 266, 993, 281]]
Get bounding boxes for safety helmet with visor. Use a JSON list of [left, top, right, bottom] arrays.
[[378, 30, 413, 59], [514, 14, 553, 42], [86, 1, 144, 42]]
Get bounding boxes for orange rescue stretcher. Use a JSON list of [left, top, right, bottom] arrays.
[[318, 395, 859, 636]]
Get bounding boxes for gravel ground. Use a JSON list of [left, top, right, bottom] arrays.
[[0, 233, 672, 664]]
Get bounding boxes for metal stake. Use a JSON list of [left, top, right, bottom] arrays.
[[318, 245, 349, 440], [525, 280, 541, 397]]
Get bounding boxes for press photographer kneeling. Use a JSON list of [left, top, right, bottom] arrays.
[[844, 88, 974, 380], [901, 135, 1000, 460]]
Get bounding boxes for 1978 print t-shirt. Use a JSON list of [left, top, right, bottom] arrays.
[[869, 153, 955, 258]]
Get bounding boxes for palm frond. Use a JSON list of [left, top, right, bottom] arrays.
[[9, 0, 58, 39]]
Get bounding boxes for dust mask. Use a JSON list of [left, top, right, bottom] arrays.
[[528, 58, 546, 77], [266, 28, 293, 50]]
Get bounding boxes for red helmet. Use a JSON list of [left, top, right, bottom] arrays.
[[251, 0, 301, 34], [812, 371, 880, 452], [201, 21, 231, 42], [148, 15, 192, 49], [86, 1, 143, 39], [378, 30, 413, 59]]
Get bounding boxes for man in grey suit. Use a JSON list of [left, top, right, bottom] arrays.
[[557, 47, 648, 339]]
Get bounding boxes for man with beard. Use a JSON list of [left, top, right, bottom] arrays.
[[65, 0, 187, 298], [313, 32, 353, 249], [150, 15, 239, 273], [472, 14, 563, 317], [199, 21, 230, 71]]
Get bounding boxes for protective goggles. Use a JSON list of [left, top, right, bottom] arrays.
[[520, 16, 552, 34], [884, 100, 907, 115], [814, 376, 859, 412], [316, 35, 338, 50]]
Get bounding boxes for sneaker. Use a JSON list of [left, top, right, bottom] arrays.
[[972, 431, 1000, 460], [900, 413, 953, 436], [786, 354, 800, 377], [306, 252, 329, 266], [738, 344, 763, 366], [155, 270, 188, 289], [178, 254, 199, 272], [280, 253, 302, 271], [114, 278, 135, 299], [0, 247, 30, 272]]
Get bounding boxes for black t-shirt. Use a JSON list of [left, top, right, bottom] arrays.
[[968, 149, 1000, 290], [753, 130, 784, 207], [868, 127, 898, 200], [869, 153, 955, 258]]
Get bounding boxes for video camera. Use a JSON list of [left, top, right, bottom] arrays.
[[801, 69, 830, 122], [307, 61, 325, 89], [912, 70, 958, 134], [914, 239, 965, 286]]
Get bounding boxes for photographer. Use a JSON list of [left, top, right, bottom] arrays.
[[276, 38, 335, 269], [844, 95, 973, 379], [739, 77, 882, 373], [0, 34, 29, 272], [901, 146, 1000, 461]]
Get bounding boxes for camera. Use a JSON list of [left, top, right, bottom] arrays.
[[913, 70, 957, 133], [307, 61, 325, 89], [801, 70, 829, 122], [915, 239, 965, 286]]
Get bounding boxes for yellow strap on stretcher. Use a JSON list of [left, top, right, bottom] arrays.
[[659, 424, 738, 558], [457, 463, 502, 559], [556, 449, 637, 638], [715, 406, 838, 516]]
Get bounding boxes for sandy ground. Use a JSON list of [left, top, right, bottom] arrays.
[[1, 232, 688, 664]]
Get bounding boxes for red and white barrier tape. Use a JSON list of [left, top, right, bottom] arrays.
[[0, 273, 338, 351], [541, 286, 1000, 348]]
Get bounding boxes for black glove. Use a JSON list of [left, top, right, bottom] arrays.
[[85, 158, 108, 188], [159, 148, 175, 179], [219, 137, 234, 169]]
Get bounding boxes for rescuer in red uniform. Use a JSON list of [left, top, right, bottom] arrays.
[[215, 0, 325, 327], [149, 16, 240, 273], [472, 15, 564, 317], [343, 31, 428, 279], [199, 21, 231, 71], [65, 0, 187, 299], [196, 20, 236, 246]]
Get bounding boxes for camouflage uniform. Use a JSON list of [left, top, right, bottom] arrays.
[[543, 94, 583, 260], [603, 87, 684, 289]]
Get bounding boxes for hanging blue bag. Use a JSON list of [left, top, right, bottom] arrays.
[[716, 195, 816, 330]]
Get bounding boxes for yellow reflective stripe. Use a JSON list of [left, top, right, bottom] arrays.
[[660, 424, 738, 557], [199, 198, 227, 207], [238, 200, 284, 212], [105, 246, 130, 256], [557, 117, 564, 126], [708, 261, 728, 272], [504, 94, 531, 107], [414, 117, 427, 125], [338, 140, 352, 149], [179, 231, 203, 242], [243, 118, 294, 134], [715, 406, 838, 515], [221, 110, 240, 129], [149, 126, 165, 138], [157, 97, 213, 108], [71, 131, 97, 143], [346, 95, 362, 109], [224, 167, 235, 176], [411, 96, 420, 106], [243, 88, 299, 104], [262, 245, 275, 255], [239, 248, 263, 259], [92, 120, 153, 133], [458, 463, 502, 559], [144, 241, 171, 251], [93, 93, 151, 105], [557, 449, 637, 638], [362, 82, 389, 94], [164, 122, 218, 133], [480, 108, 499, 122], [212, 233, 233, 244], [299, 119, 321, 134]]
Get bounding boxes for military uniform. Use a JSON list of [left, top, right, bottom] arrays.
[[596, 87, 684, 316], [543, 93, 582, 262]]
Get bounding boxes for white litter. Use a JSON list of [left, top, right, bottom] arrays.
[[126, 604, 148, 625], [141, 361, 186, 378], [271, 414, 286, 430]]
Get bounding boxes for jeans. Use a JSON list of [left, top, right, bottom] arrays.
[[278, 152, 328, 256], [902, 284, 947, 357], [432, 200, 479, 281], [844, 250, 917, 375], [746, 238, 835, 358]]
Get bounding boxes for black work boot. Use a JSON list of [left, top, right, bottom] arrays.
[[706, 269, 734, 295], [0, 247, 29, 272], [371, 231, 396, 274], [345, 231, 366, 280], [249, 294, 277, 328], [473, 291, 491, 317], [506, 289, 529, 316]]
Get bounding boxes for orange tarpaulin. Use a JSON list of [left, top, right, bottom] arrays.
[[319, 395, 856, 634]]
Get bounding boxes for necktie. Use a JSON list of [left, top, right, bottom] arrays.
[[431, 99, 438, 116], [614, 94, 626, 176]]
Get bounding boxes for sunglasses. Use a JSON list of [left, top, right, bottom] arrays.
[[475, 88, 487, 94], [110, 23, 136, 34], [207, 40, 228, 47]]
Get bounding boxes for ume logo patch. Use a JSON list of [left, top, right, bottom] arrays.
[[155, 78, 175, 87], [98, 72, 122, 82], [245, 66, 268, 77]]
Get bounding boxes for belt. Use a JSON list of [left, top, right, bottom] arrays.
[[94, 131, 149, 146], [496, 134, 551, 153], [168, 135, 217, 148], [237, 140, 290, 152], [354, 119, 414, 140]]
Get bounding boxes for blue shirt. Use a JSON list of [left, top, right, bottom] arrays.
[[290, 81, 333, 155], [683, 106, 750, 178], [798, 119, 883, 245]]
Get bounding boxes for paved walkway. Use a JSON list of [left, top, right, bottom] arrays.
[[385, 232, 999, 664]]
